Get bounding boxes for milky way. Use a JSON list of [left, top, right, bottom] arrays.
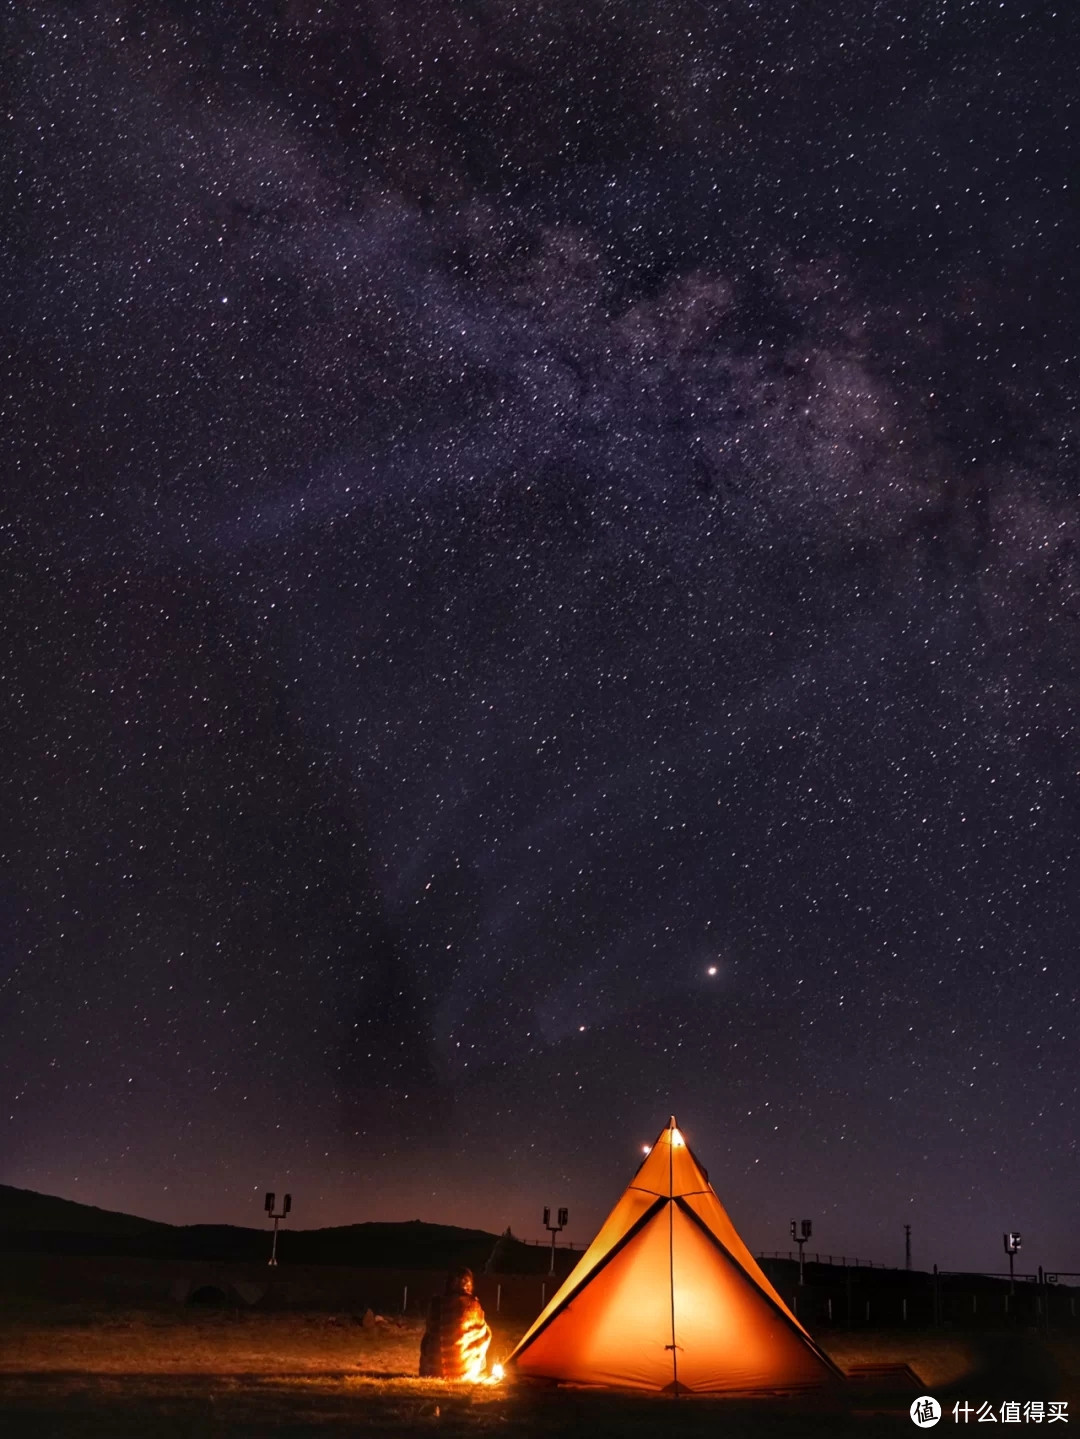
[[3, 1, 1077, 1270]]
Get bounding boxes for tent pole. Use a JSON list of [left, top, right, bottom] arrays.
[[668, 1124, 678, 1394]]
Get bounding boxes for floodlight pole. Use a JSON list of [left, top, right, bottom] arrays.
[[265, 1192, 292, 1267], [790, 1218, 812, 1286], [1003, 1231, 1021, 1298], [543, 1206, 568, 1276]]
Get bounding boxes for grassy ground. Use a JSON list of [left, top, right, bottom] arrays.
[[0, 1300, 1075, 1437]]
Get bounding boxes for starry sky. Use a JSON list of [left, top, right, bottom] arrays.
[[3, 1, 1078, 1274]]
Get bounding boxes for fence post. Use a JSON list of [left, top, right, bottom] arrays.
[[496, 1284, 502, 1314], [402, 1285, 408, 1314]]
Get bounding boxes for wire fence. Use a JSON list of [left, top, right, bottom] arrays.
[[756, 1251, 883, 1268]]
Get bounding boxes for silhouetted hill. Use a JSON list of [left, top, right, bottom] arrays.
[[0, 1185, 533, 1270], [289, 1220, 497, 1270], [0, 1184, 172, 1237]]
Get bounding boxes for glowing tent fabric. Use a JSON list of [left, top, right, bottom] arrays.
[[506, 1117, 843, 1394]]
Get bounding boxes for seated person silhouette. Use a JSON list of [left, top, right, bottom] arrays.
[[419, 1266, 492, 1380]]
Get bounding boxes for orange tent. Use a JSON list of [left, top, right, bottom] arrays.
[[506, 1117, 844, 1394]]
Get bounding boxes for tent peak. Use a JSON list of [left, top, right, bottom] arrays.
[[668, 1114, 678, 1129]]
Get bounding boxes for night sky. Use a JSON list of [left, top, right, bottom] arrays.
[[3, 1, 1078, 1275]]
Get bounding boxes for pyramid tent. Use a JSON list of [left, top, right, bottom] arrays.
[[506, 1117, 844, 1394]]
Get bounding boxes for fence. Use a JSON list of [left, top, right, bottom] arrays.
[[757, 1258, 1080, 1334], [757, 1251, 882, 1268], [11, 1247, 1077, 1335]]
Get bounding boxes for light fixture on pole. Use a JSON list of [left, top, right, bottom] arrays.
[[790, 1218, 812, 1286], [543, 1206, 568, 1276], [1004, 1231, 1021, 1296], [265, 1191, 292, 1267]]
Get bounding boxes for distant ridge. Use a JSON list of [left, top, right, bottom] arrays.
[[0, 1184, 172, 1236], [0, 1185, 551, 1271]]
